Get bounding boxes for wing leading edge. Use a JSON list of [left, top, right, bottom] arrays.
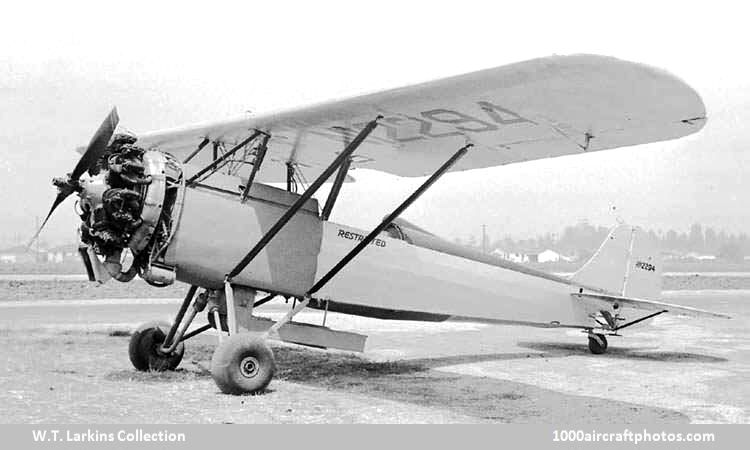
[[134, 54, 706, 182]]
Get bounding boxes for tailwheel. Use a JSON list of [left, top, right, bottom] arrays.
[[211, 334, 276, 395], [588, 333, 608, 354], [129, 321, 185, 371]]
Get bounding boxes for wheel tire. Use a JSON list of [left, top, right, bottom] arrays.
[[211, 334, 275, 395], [129, 321, 185, 371], [588, 333, 608, 354]]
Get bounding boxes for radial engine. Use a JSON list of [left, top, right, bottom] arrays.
[[75, 134, 184, 285]]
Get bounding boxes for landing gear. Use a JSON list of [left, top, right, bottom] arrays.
[[129, 321, 185, 371], [210, 334, 276, 394], [126, 119, 470, 396], [588, 333, 608, 354]]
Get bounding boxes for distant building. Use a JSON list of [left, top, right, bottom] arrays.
[[491, 248, 531, 263], [537, 249, 572, 263], [661, 251, 682, 261], [0, 253, 16, 264], [0, 245, 38, 264], [684, 252, 717, 261], [0, 243, 79, 265], [492, 247, 574, 264], [46, 244, 78, 263]]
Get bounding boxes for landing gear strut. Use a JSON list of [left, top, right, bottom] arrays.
[[129, 321, 185, 371], [129, 286, 211, 372], [588, 333, 608, 354], [211, 334, 276, 394]]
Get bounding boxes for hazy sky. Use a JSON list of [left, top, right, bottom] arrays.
[[1, 0, 748, 246]]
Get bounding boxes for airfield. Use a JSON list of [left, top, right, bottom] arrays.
[[0, 276, 748, 423]]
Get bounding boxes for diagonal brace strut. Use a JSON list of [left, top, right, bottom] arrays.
[[225, 116, 382, 281], [265, 143, 471, 336], [308, 143, 472, 296], [186, 130, 263, 186], [241, 134, 271, 203]]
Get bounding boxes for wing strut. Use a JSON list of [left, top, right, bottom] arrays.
[[286, 162, 297, 193], [225, 116, 383, 282], [309, 143, 471, 296], [321, 156, 352, 221], [182, 137, 210, 164], [186, 130, 263, 186], [264, 142, 471, 338], [241, 134, 271, 203]]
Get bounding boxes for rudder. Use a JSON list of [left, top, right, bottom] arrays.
[[571, 224, 661, 299]]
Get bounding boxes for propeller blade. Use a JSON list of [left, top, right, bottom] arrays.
[[28, 107, 120, 249], [26, 190, 73, 249], [71, 107, 119, 180]]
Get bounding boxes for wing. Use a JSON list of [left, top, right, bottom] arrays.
[[573, 292, 730, 319], [135, 54, 706, 182]]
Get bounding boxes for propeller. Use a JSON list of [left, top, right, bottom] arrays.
[[27, 107, 120, 247]]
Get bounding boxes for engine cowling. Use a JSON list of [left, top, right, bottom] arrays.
[[77, 136, 184, 286]]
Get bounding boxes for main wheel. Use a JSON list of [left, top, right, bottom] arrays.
[[588, 333, 608, 354], [211, 334, 275, 395], [129, 321, 184, 371]]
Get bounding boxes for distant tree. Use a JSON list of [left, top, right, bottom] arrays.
[[558, 221, 607, 254], [718, 230, 729, 248], [490, 238, 506, 253], [718, 242, 743, 262], [576, 249, 594, 263], [705, 227, 718, 254], [664, 229, 679, 251], [538, 232, 555, 250], [678, 231, 690, 250], [495, 221, 748, 262], [648, 229, 659, 246], [689, 223, 705, 252], [501, 236, 515, 252], [739, 233, 750, 257]]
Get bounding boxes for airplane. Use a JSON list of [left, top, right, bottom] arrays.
[[30, 54, 729, 395]]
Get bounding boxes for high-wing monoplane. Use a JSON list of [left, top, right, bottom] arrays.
[[31, 54, 728, 394]]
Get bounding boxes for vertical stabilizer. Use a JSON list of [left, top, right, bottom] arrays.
[[571, 224, 661, 299]]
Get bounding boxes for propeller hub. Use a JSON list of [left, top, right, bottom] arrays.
[[51, 175, 82, 196], [31, 108, 183, 287], [28, 108, 120, 249], [78, 176, 108, 213]]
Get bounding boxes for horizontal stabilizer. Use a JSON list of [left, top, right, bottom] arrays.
[[572, 292, 730, 319]]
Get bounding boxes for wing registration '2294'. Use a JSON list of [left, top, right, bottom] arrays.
[[135, 54, 707, 182], [340, 101, 535, 144]]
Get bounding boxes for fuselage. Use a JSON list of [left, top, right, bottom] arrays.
[[165, 181, 593, 328]]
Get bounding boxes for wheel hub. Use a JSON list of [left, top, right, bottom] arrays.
[[240, 356, 260, 378]]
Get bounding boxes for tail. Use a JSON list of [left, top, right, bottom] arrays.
[[571, 224, 662, 299]]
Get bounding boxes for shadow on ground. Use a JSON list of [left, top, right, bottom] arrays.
[[517, 341, 728, 363], [106, 337, 689, 423]]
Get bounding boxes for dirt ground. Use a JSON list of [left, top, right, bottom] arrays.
[[0, 278, 185, 301], [0, 328, 685, 424], [0, 285, 747, 424]]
